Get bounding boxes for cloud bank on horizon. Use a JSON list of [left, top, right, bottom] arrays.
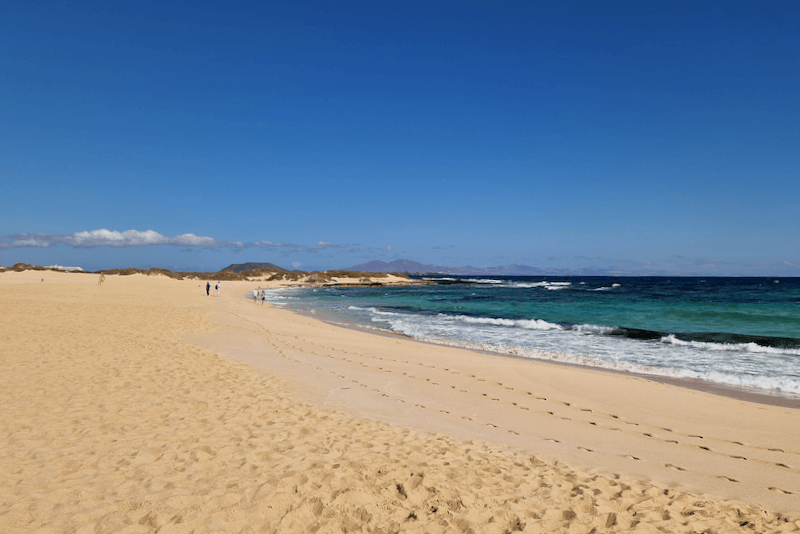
[[2, 228, 798, 276], [0, 229, 381, 256], [1, 229, 221, 249]]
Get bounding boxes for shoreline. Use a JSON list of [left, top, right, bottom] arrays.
[[284, 301, 800, 411]]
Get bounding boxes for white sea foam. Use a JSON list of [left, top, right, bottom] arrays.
[[347, 305, 800, 397], [458, 315, 563, 330], [571, 324, 616, 334], [283, 289, 800, 398], [591, 283, 620, 291], [545, 282, 571, 290], [348, 305, 402, 317], [511, 281, 572, 290], [660, 334, 800, 356]]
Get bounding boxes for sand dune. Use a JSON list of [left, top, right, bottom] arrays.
[[1, 271, 798, 533]]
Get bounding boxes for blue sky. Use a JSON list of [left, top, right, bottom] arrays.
[[2, 1, 798, 275]]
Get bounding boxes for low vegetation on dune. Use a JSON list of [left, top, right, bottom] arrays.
[[2, 263, 50, 272], [1, 264, 410, 284]]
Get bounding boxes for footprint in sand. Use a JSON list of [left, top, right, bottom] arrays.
[[768, 487, 793, 494], [717, 476, 738, 483], [577, 447, 594, 453], [665, 464, 686, 471]]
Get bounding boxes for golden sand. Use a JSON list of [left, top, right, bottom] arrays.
[[1, 271, 798, 533]]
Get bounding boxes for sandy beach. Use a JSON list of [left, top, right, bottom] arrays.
[[2, 271, 799, 533]]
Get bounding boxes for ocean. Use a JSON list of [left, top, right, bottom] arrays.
[[262, 276, 800, 399]]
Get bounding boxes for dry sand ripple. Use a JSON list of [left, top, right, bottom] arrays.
[[1, 272, 798, 533]]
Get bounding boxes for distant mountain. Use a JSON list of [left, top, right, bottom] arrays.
[[347, 259, 638, 276], [347, 259, 549, 276], [347, 259, 460, 274], [221, 262, 288, 273]]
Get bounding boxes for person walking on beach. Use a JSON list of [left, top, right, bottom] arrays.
[[206, 282, 211, 296], [215, 282, 220, 296], [252, 288, 259, 302], [97, 274, 105, 286], [261, 289, 266, 305]]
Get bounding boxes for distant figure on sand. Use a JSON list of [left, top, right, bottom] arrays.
[[215, 282, 220, 296], [206, 282, 210, 296], [97, 274, 105, 286], [261, 290, 266, 305], [252, 289, 259, 302]]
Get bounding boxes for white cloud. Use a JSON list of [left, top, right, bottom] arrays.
[[173, 233, 217, 246], [1, 229, 390, 260], [4, 236, 51, 248], [63, 229, 170, 247], [2, 229, 221, 249]]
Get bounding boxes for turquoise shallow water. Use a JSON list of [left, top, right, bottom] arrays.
[[265, 276, 800, 397]]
